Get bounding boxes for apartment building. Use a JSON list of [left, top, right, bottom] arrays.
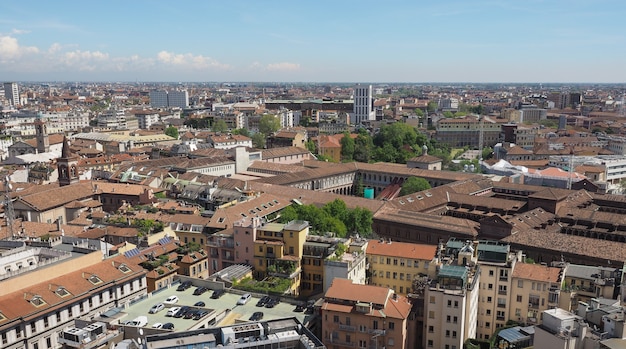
[[253, 220, 309, 296], [323, 238, 367, 292], [560, 264, 622, 311], [322, 278, 412, 349], [533, 308, 588, 349], [353, 84, 375, 124], [509, 262, 562, 326], [423, 241, 480, 349], [366, 239, 437, 295], [0, 253, 146, 349], [3, 82, 19, 106], [435, 115, 506, 148]]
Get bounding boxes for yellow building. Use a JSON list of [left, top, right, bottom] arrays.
[[253, 220, 309, 295], [366, 239, 437, 295]]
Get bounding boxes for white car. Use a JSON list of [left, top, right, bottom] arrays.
[[149, 303, 165, 314], [152, 322, 163, 329], [237, 293, 252, 305], [164, 295, 179, 304], [166, 306, 181, 317]]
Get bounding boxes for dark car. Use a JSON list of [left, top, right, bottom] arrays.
[[294, 304, 305, 312], [162, 322, 175, 330], [193, 310, 209, 320], [194, 301, 206, 307], [256, 296, 270, 307], [176, 281, 192, 291], [305, 305, 315, 314], [249, 311, 264, 321], [184, 309, 198, 319], [210, 289, 225, 299], [173, 306, 190, 318], [264, 298, 277, 308], [193, 287, 208, 295]]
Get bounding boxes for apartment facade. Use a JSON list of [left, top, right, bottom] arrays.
[[366, 239, 437, 296], [353, 84, 375, 124], [322, 278, 412, 349], [509, 262, 562, 326]]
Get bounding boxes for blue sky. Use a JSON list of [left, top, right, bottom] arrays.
[[1, 0, 625, 83]]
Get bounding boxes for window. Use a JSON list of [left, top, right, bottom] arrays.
[[486, 322, 491, 328], [452, 331, 457, 338], [428, 311, 435, 319], [43, 317, 49, 328], [30, 322, 36, 333], [388, 321, 395, 330], [488, 283, 493, 290], [333, 315, 339, 323], [489, 270, 494, 276], [446, 330, 450, 337], [447, 300, 452, 307], [428, 326, 434, 333], [446, 315, 451, 323], [453, 316, 458, 324], [388, 338, 394, 346], [454, 301, 459, 308], [518, 280, 524, 288], [516, 295, 522, 302], [427, 340, 434, 348], [373, 320, 378, 329]]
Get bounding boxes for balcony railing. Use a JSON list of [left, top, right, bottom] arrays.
[[339, 324, 356, 332], [529, 303, 540, 309], [368, 329, 386, 335]]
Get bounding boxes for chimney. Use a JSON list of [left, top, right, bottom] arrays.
[[56, 219, 62, 232]]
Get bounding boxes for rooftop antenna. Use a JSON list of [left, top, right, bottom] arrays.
[[3, 175, 15, 239]]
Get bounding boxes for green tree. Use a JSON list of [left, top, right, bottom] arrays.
[[164, 126, 179, 139], [346, 207, 373, 236], [340, 132, 355, 161], [353, 131, 373, 163], [305, 139, 316, 153], [251, 133, 266, 148], [470, 104, 484, 115], [415, 108, 424, 117], [443, 111, 454, 118], [481, 147, 494, 160], [212, 119, 228, 133], [233, 128, 250, 137], [323, 199, 349, 223], [259, 114, 281, 135], [279, 206, 299, 222], [399, 177, 432, 196], [427, 101, 438, 113]]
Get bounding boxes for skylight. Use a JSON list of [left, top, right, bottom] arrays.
[[30, 296, 46, 307], [88, 274, 103, 285], [118, 263, 132, 273]]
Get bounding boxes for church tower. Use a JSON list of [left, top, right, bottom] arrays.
[[34, 113, 50, 153], [57, 136, 79, 186]]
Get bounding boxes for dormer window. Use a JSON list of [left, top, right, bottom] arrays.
[[30, 296, 46, 307], [55, 287, 71, 298], [88, 274, 103, 285], [118, 264, 132, 273], [0, 311, 6, 322]]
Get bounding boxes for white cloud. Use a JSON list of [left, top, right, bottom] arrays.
[[0, 35, 38, 62], [11, 29, 30, 35], [157, 50, 230, 70], [266, 62, 300, 71]]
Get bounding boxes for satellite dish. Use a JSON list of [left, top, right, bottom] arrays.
[[139, 329, 144, 336]]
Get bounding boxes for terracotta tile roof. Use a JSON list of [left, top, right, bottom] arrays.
[[94, 182, 151, 196], [207, 193, 290, 230], [16, 182, 95, 212], [247, 161, 307, 174], [23, 133, 65, 148], [528, 187, 573, 201], [374, 205, 479, 237], [512, 263, 561, 283], [505, 146, 533, 155], [0, 256, 144, 322], [407, 154, 442, 164], [366, 239, 437, 260]]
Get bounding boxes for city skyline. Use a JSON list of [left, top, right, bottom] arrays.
[[1, 0, 625, 83]]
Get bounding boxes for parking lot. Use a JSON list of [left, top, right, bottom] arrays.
[[120, 285, 312, 331]]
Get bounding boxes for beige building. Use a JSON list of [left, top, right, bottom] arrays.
[[322, 278, 413, 349], [509, 262, 562, 326], [366, 239, 437, 295]]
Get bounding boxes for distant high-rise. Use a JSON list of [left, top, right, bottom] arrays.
[[3, 82, 19, 107], [149, 89, 189, 108], [352, 84, 375, 124]]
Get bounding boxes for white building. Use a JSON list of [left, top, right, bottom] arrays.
[[534, 308, 588, 349], [149, 89, 189, 108], [97, 108, 128, 129], [3, 82, 19, 107], [323, 250, 367, 292], [352, 84, 375, 124]]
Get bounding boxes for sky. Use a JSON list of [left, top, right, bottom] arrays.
[[1, 0, 625, 83]]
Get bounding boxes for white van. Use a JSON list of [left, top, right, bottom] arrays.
[[126, 316, 148, 327]]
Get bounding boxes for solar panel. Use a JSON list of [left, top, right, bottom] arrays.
[[124, 248, 140, 258], [158, 236, 172, 245]]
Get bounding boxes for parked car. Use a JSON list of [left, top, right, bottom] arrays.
[[256, 296, 270, 307], [194, 301, 206, 307], [294, 304, 305, 312], [149, 303, 165, 314], [193, 310, 209, 320], [125, 316, 148, 327], [166, 306, 181, 317], [211, 289, 225, 299], [173, 306, 190, 318], [249, 311, 264, 321], [193, 286, 208, 295], [237, 293, 252, 305], [265, 298, 278, 308], [184, 309, 199, 319], [162, 323, 175, 330], [152, 323, 163, 329], [164, 295, 179, 304], [177, 281, 192, 291]]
